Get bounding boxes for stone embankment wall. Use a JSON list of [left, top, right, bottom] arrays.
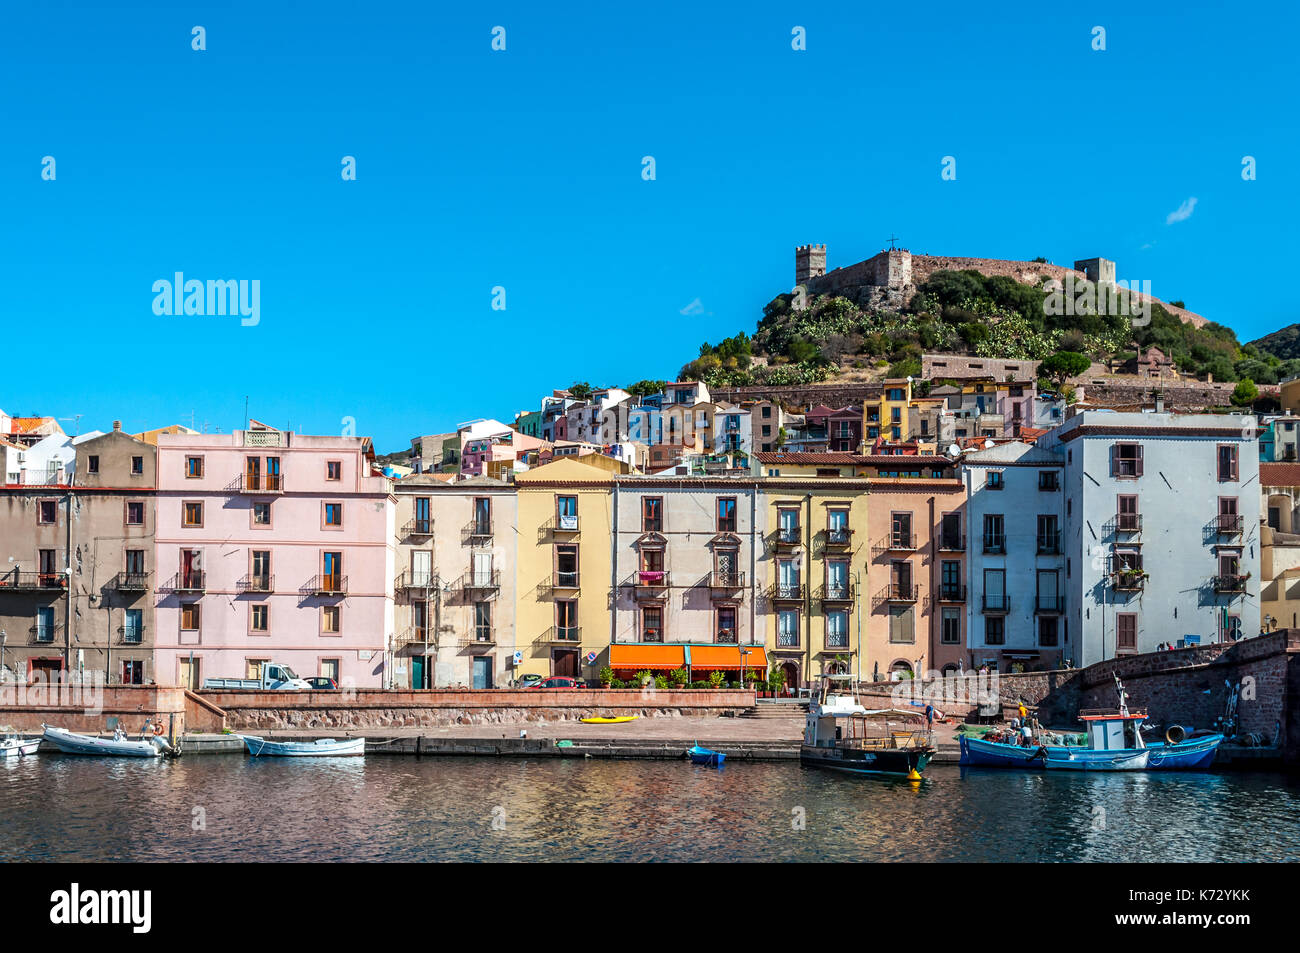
[[193, 688, 755, 731], [0, 685, 190, 734]]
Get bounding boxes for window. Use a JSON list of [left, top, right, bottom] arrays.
[[122, 660, 144, 684], [1036, 514, 1060, 553], [556, 495, 578, 530], [1113, 443, 1142, 478], [778, 507, 800, 543], [123, 609, 143, 644], [555, 544, 579, 587], [126, 549, 145, 574], [1117, 613, 1137, 652], [251, 604, 269, 632], [717, 606, 737, 643], [940, 512, 962, 549], [125, 501, 144, 526], [322, 605, 341, 633], [1038, 470, 1059, 491], [252, 501, 272, 525], [1039, 616, 1059, 647], [986, 471, 1004, 490], [556, 600, 578, 640], [38, 500, 56, 524], [888, 605, 914, 644], [324, 502, 343, 527], [87, 455, 100, 475], [186, 456, 203, 478], [891, 511, 913, 548], [1217, 444, 1239, 482], [983, 514, 1005, 553], [183, 501, 203, 527], [777, 610, 799, 648], [941, 607, 961, 644], [474, 602, 492, 641], [641, 606, 663, 642], [1117, 494, 1139, 531], [131, 456, 143, 475], [717, 497, 737, 532], [473, 497, 492, 534], [985, 617, 1005, 645], [826, 610, 849, 648], [181, 603, 201, 631], [984, 568, 1006, 611], [326, 461, 342, 481]]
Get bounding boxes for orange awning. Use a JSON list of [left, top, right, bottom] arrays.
[[689, 646, 768, 671], [609, 644, 686, 671]]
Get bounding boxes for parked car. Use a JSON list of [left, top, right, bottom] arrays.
[[305, 676, 339, 690], [513, 673, 545, 689], [530, 676, 583, 689]]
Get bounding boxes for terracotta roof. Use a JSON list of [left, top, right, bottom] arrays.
[[9, 416, 55, 434], [1018, 426, 1049, 444], [1261, 463, 1300, 487]]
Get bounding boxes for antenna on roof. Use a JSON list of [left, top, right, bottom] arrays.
[[58, 415, 83, 436]]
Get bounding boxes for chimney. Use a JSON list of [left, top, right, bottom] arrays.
[[113, 420, 122, 432]]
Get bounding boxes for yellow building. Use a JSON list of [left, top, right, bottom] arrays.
[[513, 459, 615, 680], [864, 379, 915, 444], [760, 479, 872, 690]]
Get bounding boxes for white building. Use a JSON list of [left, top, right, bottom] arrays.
[[1048, 412, 1260, 665], [961, 441, 1068, 671]]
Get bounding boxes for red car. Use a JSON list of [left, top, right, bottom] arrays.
[[530, 676, 584, 689]]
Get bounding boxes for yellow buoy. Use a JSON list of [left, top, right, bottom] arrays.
[[906, 768, 922, 781]]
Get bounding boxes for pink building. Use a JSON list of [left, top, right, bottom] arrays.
[[155, 423, 394, 689]]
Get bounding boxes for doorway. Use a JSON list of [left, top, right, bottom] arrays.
[[472, 656, 493, 689], [554, 650, 579, 678]]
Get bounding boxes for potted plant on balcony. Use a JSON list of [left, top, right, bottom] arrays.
[[1115, 567, 1149, 588]]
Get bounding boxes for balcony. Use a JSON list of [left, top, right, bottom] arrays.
[[29, 624, 61, 644], [982, 535, 1006, 555], [823, 526, 854, 548], [770, 583, 805, 603], [1108, 513, 1143, 535], [402, 518, 434, 538], [938, 582, 967, 602], [160, 572, 206, 594], [981, 593, 1010, 613], [1213, 514, 1244, 536], [542, 625, 581, 643], [462, 571, 502, 593], [1035, 594, 1065, 613], [1212, 574, 1248, 594], [871, 532, 916, 557], [629, 571, 670, 601], [111, 572, 150, 592], [708, 571, 746, 598], [119, 625, 145, 645], [462, 520, 494, 544], [549, 571, 580, 592], [772, 526, 802, 549], [232, 473, 284, 494], [546, 514, 581, 535], [458, 632, 496, 647], [0, 570, 68, 593], [236, 574, 274, 594], [303, 574, 347, 596], [394, 626, 433, 648], [395, 570, 436, 592], [1036, 533, 1062, 555], [819, 582, 856, 604], [938, 534, 966, 552], [871, 583, 916, 610], [1112, 570, 1147, 592]]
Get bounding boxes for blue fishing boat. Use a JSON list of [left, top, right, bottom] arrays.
[[687, 744, 725, 766], [1144, 731, 1224, 770], [959, 733, 1047, 768]]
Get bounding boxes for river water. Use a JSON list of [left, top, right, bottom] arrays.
[[3, 755, 1298, 862]]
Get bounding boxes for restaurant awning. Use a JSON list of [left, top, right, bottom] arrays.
[[688, 646, 768, 671], [609, 644, 685, 671]]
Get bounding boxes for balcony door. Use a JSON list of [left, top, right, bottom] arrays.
[[412, 550, 432, 588], [891, 561, 911, 597], [827, 560, 848, 597], [323, 552, 342, 588], [472, 551, 493, 587]]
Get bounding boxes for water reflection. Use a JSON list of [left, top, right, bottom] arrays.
[[1, 757, 1296, 862]]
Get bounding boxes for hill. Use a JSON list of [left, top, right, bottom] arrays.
[[1249, 324, 1300, 364]]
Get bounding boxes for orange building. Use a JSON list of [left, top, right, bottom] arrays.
[[864, 478, 967, 680]]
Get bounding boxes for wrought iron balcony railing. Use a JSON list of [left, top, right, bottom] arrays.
[[543, 625, 581, 643], [111, 572, 151, 592], [981, 592, 1010, 613], [119, 625, 145, 645], [232, 473, 284, 493], [29, 624, 61, 644], [237, 573, 274, 593], [0, 570, 68, 592], [982, 535, 1006, 555], [160, 572, 206, 593], [462, 571, 502, 592], [770, 583, 804, 602], [820, 582, 856, 603], [1214, 514, 1244, 535], [938, 534, 966, 552], [1036, 533, 1062, 555], [1212, 574, 1247, 593], [402, 518, 434, 538], [708, 571, 746, 591], [939, 582, 967, 601], [303, 574, 346, 596], [823, 527, 854, 548]]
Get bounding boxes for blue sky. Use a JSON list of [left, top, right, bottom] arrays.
[[2, 1, 1296, 451]]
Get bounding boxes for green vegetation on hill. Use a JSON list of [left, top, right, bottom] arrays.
[[678, 268, 1295, 389]]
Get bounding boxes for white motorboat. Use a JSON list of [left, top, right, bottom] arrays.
[[0, 736, 40, 758], [237, 734, 365, 757], [41, 724, 178, 758]]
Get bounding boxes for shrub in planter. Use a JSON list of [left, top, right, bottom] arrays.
[[598, 666, 614, 687], [610, 678, 625, 689], [708, 670, 726, 689], [669, 667, 689, 688], [654, 674, 669, 690]]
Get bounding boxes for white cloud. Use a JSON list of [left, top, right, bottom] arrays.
[[679, 298, 706, 316], [1165, 197, 1197, 225]]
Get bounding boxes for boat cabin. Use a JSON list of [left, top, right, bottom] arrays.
[[1078, 708, 1148, 751]]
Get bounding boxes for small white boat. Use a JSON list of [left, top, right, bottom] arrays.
[[0, 736, 40, 758], [237, 734, 365, 757], [41, 724, 177, 758]]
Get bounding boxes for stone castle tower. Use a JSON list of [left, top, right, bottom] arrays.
[[794, 244, 826, 286]]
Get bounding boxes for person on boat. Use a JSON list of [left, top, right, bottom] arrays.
[[1017, 702, 1028, 720]]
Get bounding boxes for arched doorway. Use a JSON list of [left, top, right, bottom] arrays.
[[780, 662, 800, 694], [889, 659, 914, 681], [825, 659, 848, 677]]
